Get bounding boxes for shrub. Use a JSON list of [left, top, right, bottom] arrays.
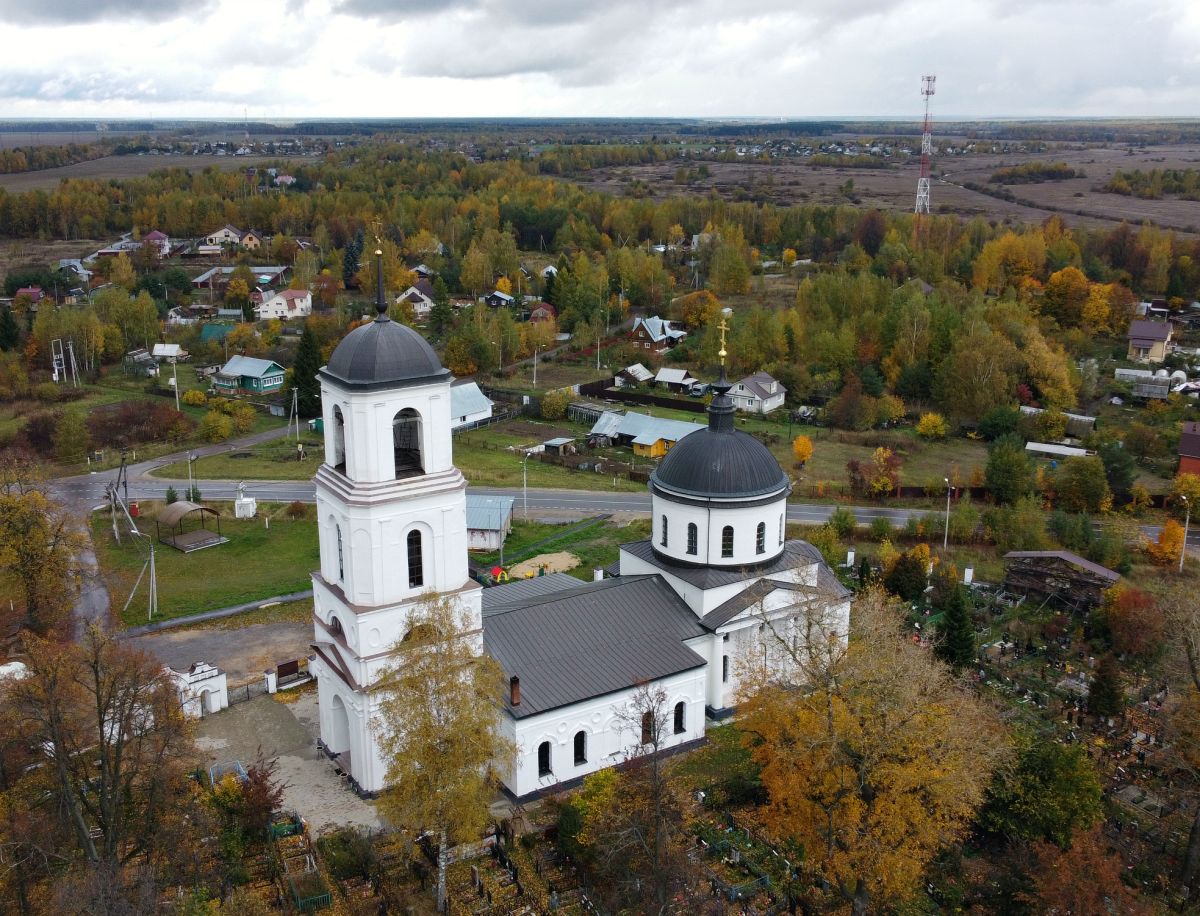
[[805, 524, 843, 567], [230, 403, 257, 435], [1145, 519, 1184, 566], [165, 486, 178, 505], [285, 501, 308, 520], [915, 412, 948, 440], [181, 389, 207, 407], [22, 410, 60, 456], [88, 400, 196, 448], [869, 515, 893, 542], [540, 389, 570, 420], [32, 382, 61, 402], [884, 548, 928, 602], [827, 506, 857, 539], [199, 409, 234, 443]]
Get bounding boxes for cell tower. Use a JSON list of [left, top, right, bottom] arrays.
[[914, 74, 936, 216]]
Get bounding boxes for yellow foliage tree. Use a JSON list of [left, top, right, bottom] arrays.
[[1171, 473, 1200, 505], [1146, 519, 1186, 567], [782, 248, 798, 267], [495, 276, 513, 296], [739, 588, 1007, 915], [915, 412, 948, 440], [792, 435, 813, 467]]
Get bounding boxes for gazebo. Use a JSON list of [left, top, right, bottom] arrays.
[[156, 501, 228, 553]]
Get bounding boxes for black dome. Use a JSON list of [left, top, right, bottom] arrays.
[[322, 316, 449, 389], [651, 427, 789, 499]]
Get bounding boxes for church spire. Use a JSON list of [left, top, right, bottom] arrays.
[[708, 311, 735, 432], [373, 248, 389, 322]]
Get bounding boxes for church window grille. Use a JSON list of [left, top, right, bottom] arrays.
[[660, 515, 668, 548], [393, 408, 424, 478], [332, 406, 346, 473], [722, 655, 729, 683], [641, 711, 655, 745], [673, 702, 685, 734], [407, 530, 424, 588], [721, 526, 734, 558], [687, 523, 698, 555], [573, 731, 587, 765], [538, 741, 552, 777], [756, 522, 766, 554]]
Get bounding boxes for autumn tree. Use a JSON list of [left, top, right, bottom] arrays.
[[1088, 654, 1124, 718], [915, 411, 948, 439], [53, 409, 90, 464], [375, 594, 513, 911], [792, 434, 813, 468], [356, 240, 413, 302], [0, 453, 84, 634], [1053, 456, 1111, 513], [460, 242, 493, 298], [672, 289, 721, 329], [539, 389, 569, 420], [985, 435, 1035, 505], [1146, 518, 1186, 567], [570, 684, 697, 911], [1100, 586, 1164, 659], [739, 587, 1007, 916], [7, 625, 194, 866], [1021, 827, 1151, 915]]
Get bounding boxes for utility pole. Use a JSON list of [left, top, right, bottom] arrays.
[[943, 476, 951, 551], [1181, 495, 1191, 572], [522, 451, 530, 519], [533, 346, 540, 387], [172, 359, 180, 411]]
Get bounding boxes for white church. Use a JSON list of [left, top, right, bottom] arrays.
[[308, 289, 851, 799]]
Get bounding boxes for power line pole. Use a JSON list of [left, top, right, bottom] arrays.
[[914, 74, 937, 222]]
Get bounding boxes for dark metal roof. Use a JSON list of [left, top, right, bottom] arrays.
[[480, 572, 582, 614], [1126, 319, 1171, 341], [621, 538, 823, 591], [699, 568, 853, 630], [1003, 551, 1120, 583], [322, 317, 449, 389], [482, 575, 706, 719], [1181, 421, 1200, 458], [651, 427, 789, 500]]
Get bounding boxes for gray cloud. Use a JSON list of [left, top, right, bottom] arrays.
[[0, 0, 208, 24]]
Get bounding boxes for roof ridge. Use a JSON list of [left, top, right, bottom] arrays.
[[484, 574, 656, 615]]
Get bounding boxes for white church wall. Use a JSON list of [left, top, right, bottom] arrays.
[[501, 666, 707, 799], [650, 495, 789, 568]]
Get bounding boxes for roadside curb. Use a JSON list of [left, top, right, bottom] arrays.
[[122, 589, 313, 637]]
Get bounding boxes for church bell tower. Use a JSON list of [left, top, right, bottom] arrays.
[[309, 251, 480, 793]]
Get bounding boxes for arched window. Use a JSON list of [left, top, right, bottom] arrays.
[[407, 529, 424, 588], [779, 513, 784, 545], [756, 522, 766, 554], [329, 615, 344, 637], [673, 702, 686, 734], [573, 730, 587, 765], [641, 711, 655, 745], [332, 406, 347, 473], [687, 523, 698, 555], [393, 408, 423, 478], [537, 740, 552, 777], [660, 514, 668, 548], [336, 524, 344, 582], [721, 525, 734, 558]]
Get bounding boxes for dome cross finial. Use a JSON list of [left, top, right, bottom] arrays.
[[373, 248, 388, 320], [717, 313, 729, 367]]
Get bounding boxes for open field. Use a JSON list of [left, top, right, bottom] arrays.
[[155, 434, 323, 481], [90, 502, 319, 627], [0, 237, 104, 281], [0, 154, 287, 192], [576, 142, 1200, 234]]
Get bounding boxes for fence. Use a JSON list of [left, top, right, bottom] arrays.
[[226, 680, 269, 707], [452, 406, 524, 434], [578, 377, 708, 414]]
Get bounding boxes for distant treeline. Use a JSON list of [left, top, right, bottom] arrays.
[[990, 161, 1082, 184], [1104, 168, 1200, 201], [0, 143, 107, 174]]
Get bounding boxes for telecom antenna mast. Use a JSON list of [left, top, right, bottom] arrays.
[[914, 74, 936, 216]]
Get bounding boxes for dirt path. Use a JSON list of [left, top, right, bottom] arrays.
[[132, 619, 311, 685], [195, 690, 381, 836]]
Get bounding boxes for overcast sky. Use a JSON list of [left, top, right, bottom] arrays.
[[0, 0, 1196, 119]]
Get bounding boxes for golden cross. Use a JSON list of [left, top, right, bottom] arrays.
[[717, 314, 728, 367]]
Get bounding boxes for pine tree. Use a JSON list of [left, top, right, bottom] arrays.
[[1088, 654, 1124, 718], [165, 486, 178, 505], [935, 585, 976, 671], [0, 306, 18, 351], [428, 277, 453, 337], [858, 555, 873, 588], [291, 323, 322, 418]]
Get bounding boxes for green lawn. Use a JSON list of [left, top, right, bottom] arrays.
[[154, 435, 322, 481], [90, 503, 319, 627], [475, 517, 653, 580]]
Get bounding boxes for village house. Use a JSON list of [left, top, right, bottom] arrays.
[[142, 229, 171, 258], [630, 315, 687, 352], [205, 224, 244, 246], [212, 355, 286, 395], [396, 280, 435, 319], [412, 263, 435, 280], [655, 367, 698, 393], [240, 230, 265, 252], [484, 289, 515, 309], [1126, 319, 1172, 363], [616, 363, 654, 387], [528, 302, 556, 323], [192, 265, 290, 293], [1179, 422, 1200, 475], [589, 410, 705, 458], [450, 380, 493, 429], [14, 286, 43, 303], [465, 494, 514, 551], [729, 371, 787, 415], [256, 289, 312, 321]]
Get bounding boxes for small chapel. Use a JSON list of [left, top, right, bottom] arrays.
[[308, 269, 852, 799]]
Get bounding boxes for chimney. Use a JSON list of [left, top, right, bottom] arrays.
[[593, 568, 604, 582], [509, 675, 521, 707]]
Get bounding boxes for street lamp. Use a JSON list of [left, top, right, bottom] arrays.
[[943, 476, 951, 551], [522, 451, 531, 519], [187, 452, 197, 501], [1181, 495, 1191, 572], [533, 345, 540, 388]]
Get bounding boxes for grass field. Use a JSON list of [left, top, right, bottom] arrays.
[[0, 154, 286, 193], [475, 517, 653, 580], [90, 502, 318, 627], [154, 434, 323, 481]]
